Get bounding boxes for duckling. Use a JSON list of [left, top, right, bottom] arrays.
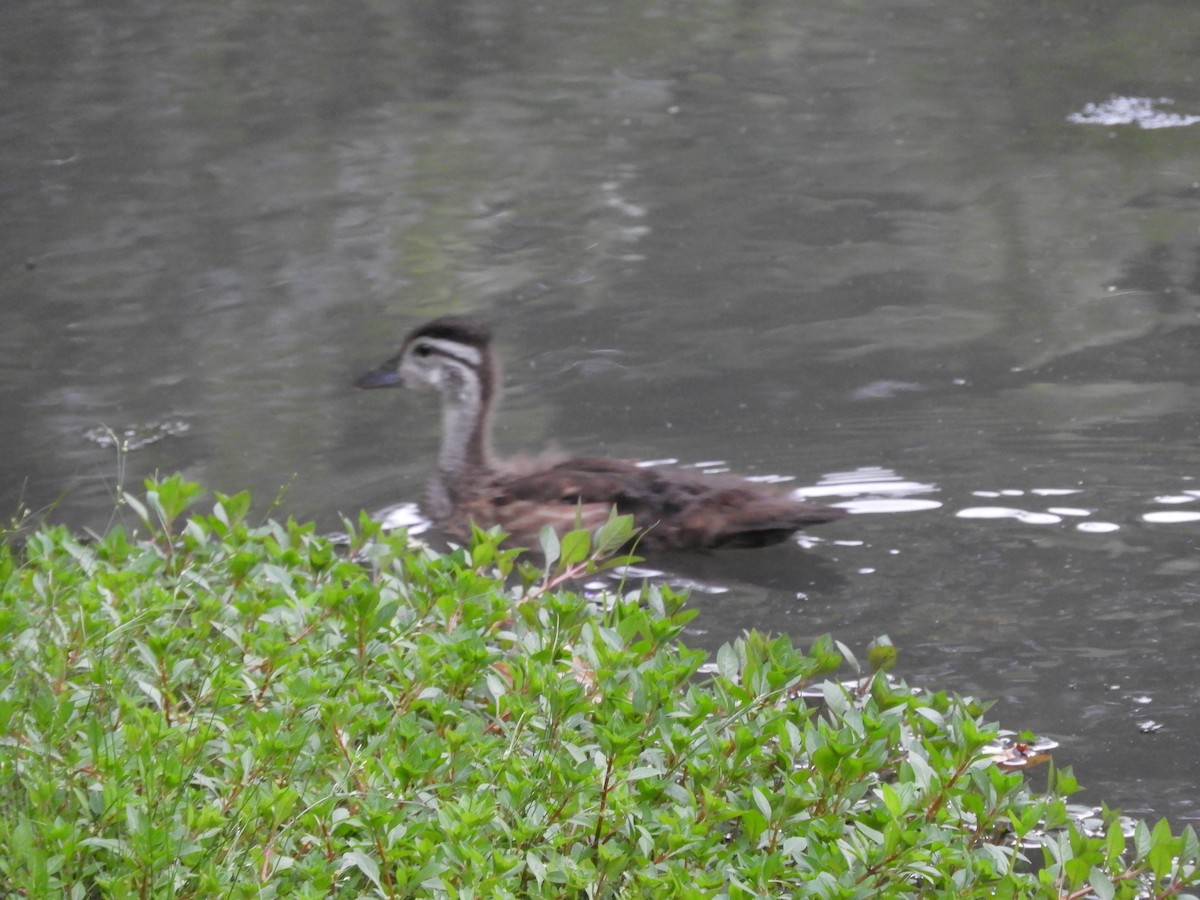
[[356, 317, 847, 550]]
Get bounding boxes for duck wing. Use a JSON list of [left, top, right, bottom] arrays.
[[493, 457, 846, 550]]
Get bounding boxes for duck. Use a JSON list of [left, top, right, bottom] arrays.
[[355, 317, 847, 551]]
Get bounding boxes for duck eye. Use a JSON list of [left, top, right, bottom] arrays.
[[413, 343, 432, 358]]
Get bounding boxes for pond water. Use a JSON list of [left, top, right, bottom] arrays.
[[4, 0, 1199, 826]]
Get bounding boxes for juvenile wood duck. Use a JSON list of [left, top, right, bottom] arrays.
[[356, 317, 847, 551]]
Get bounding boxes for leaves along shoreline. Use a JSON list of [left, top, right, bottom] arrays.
[[1, 475, 1196, 897]]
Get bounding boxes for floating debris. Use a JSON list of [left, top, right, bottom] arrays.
[[981, 733, 1059, 771], [1067, 96, 1200, 129], [83, 420, 190, 450]]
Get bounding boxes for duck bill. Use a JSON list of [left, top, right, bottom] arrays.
[[355, 361, 405, 389]]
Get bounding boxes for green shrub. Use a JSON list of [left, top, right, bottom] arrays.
[[0, 475, 1196, 898]]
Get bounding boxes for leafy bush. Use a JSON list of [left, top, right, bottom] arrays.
[[0, 476, 1196, 898]]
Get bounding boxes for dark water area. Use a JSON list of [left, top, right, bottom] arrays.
[[4, 0, 1200, 825]]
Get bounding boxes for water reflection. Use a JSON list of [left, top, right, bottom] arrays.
[[374, 501, 429, 535], [794, 466, 941, 512]]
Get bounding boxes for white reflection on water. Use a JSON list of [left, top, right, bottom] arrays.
[[1077, 522, 1121, 534], [957, 496, 1121, 531], [955, 482, 1200, 532], [1143, 510, 1200, 524], [841, 498, 943, 514], [375, 501, 430, 534], [792, 466, 943, 515], [957, 506, 1062, 525]]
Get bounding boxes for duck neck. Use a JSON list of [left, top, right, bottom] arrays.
[[436, 353, 496, 476]]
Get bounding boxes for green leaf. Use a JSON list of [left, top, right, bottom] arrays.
[[559, 528, 591, 567], [1132, 820, 1152, 859], [914, 706, 945, 727], [879, 782, 906, 818], [866, 635, 897, 673], [144, 474, 207, 525], [752, 786, 772, 819], [1181, 825, 1200, 865], [539, 526, 560, 570], [1104, 818, 1125, 867], [594, 510, 636, 555], [906, 750, 934, 792], [716, 643, 740, 682], [485, 672, 507, 701], [122, 491, 149, 525], [811, 745, 839, 778], [338, 850, 383, 892], [1087, 866, 1115, 900], [526, 852, 547, 885], [627, 765, 663, 781], [807, 634, 843, 672], [821, 680, 851, 716], [1147, 821, 1176, 880], [213, 490, 252, 524], [835, 639, 860, 674]]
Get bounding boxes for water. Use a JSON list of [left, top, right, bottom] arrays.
[[3, 0, 1199, 825]]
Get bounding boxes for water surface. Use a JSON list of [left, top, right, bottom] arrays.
[[3, 0, 1199, 825]]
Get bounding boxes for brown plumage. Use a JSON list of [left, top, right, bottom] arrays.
[[356, 317, 847, 550]]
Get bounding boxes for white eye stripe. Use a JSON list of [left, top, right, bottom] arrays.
[[419, 338, 483, 368]]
